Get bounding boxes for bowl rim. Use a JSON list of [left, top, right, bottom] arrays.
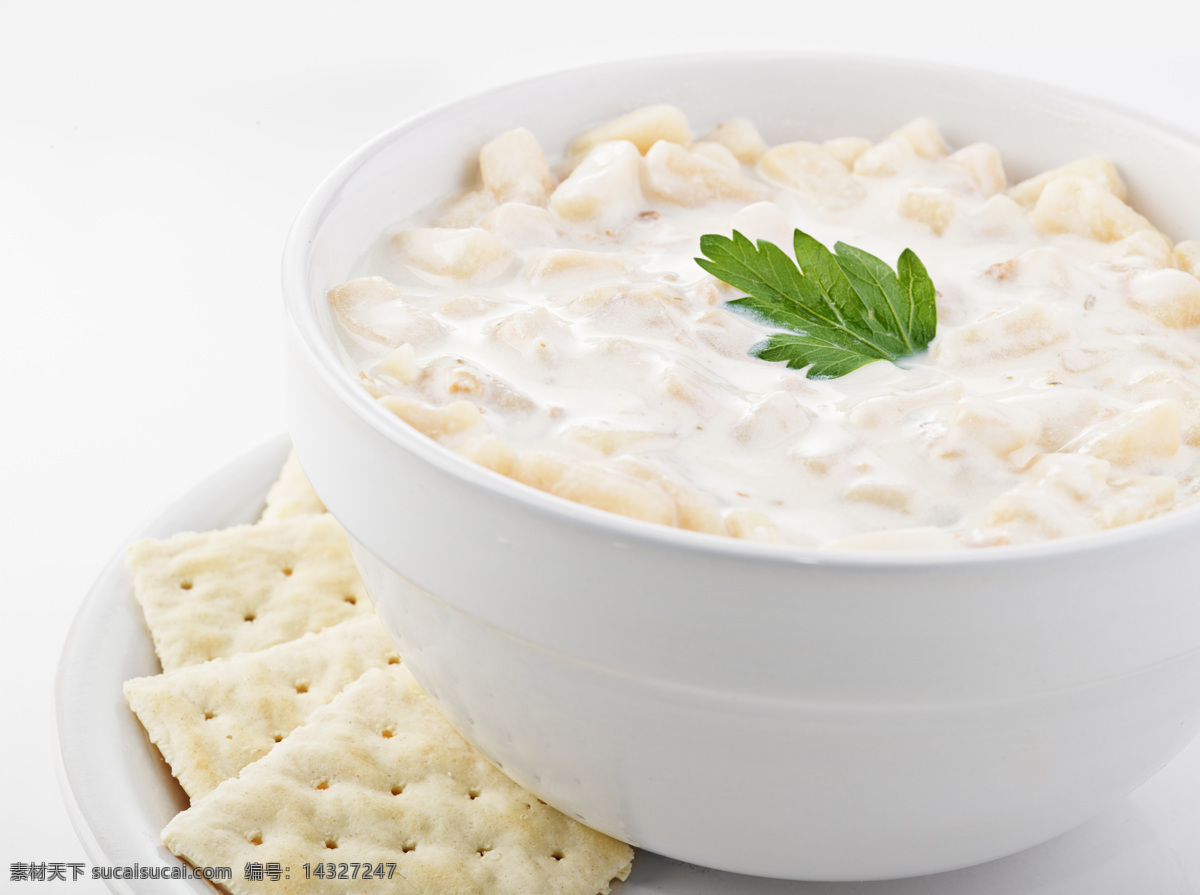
[[281, 50, 1200, 570]]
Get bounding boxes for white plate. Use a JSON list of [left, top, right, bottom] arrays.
[[55, 436, 1200, 894]]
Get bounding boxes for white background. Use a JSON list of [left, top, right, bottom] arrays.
[[5, 1, 1200, 891]]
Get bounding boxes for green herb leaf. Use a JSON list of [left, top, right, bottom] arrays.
[[696, 229, 937, 379]]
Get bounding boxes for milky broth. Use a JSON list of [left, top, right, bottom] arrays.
[[326, 108, 1200, 549]]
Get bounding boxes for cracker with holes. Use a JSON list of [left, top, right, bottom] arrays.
[[162, 666, 634, 895], [260, 449, 327, 521], [128, 514, 372, 672], [124, 617, 400, 801]]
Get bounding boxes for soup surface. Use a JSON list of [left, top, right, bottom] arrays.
[[327, 105, 1200, 549]]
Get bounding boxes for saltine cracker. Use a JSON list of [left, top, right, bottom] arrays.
[[124, 617, 399, 800], [163, 666, 633, 895], [261, 449, 326, 521], [128, 515, 372, 671]]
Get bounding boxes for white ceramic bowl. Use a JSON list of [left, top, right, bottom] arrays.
[[281, 54, 1200, 881]]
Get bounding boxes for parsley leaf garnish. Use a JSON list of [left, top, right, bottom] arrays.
[[696, 229, 937, 379]]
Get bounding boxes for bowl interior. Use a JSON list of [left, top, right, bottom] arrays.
[[286, 53, 1200, 561]]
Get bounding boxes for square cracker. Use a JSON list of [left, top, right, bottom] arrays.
[[125, 617, 400, 801], [261, 449, 327, 522], [128, 514, 372, 672], [163, 666, 634, 895]]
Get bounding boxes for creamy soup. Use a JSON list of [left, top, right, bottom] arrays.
[[326, 105, 1200, 550]]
